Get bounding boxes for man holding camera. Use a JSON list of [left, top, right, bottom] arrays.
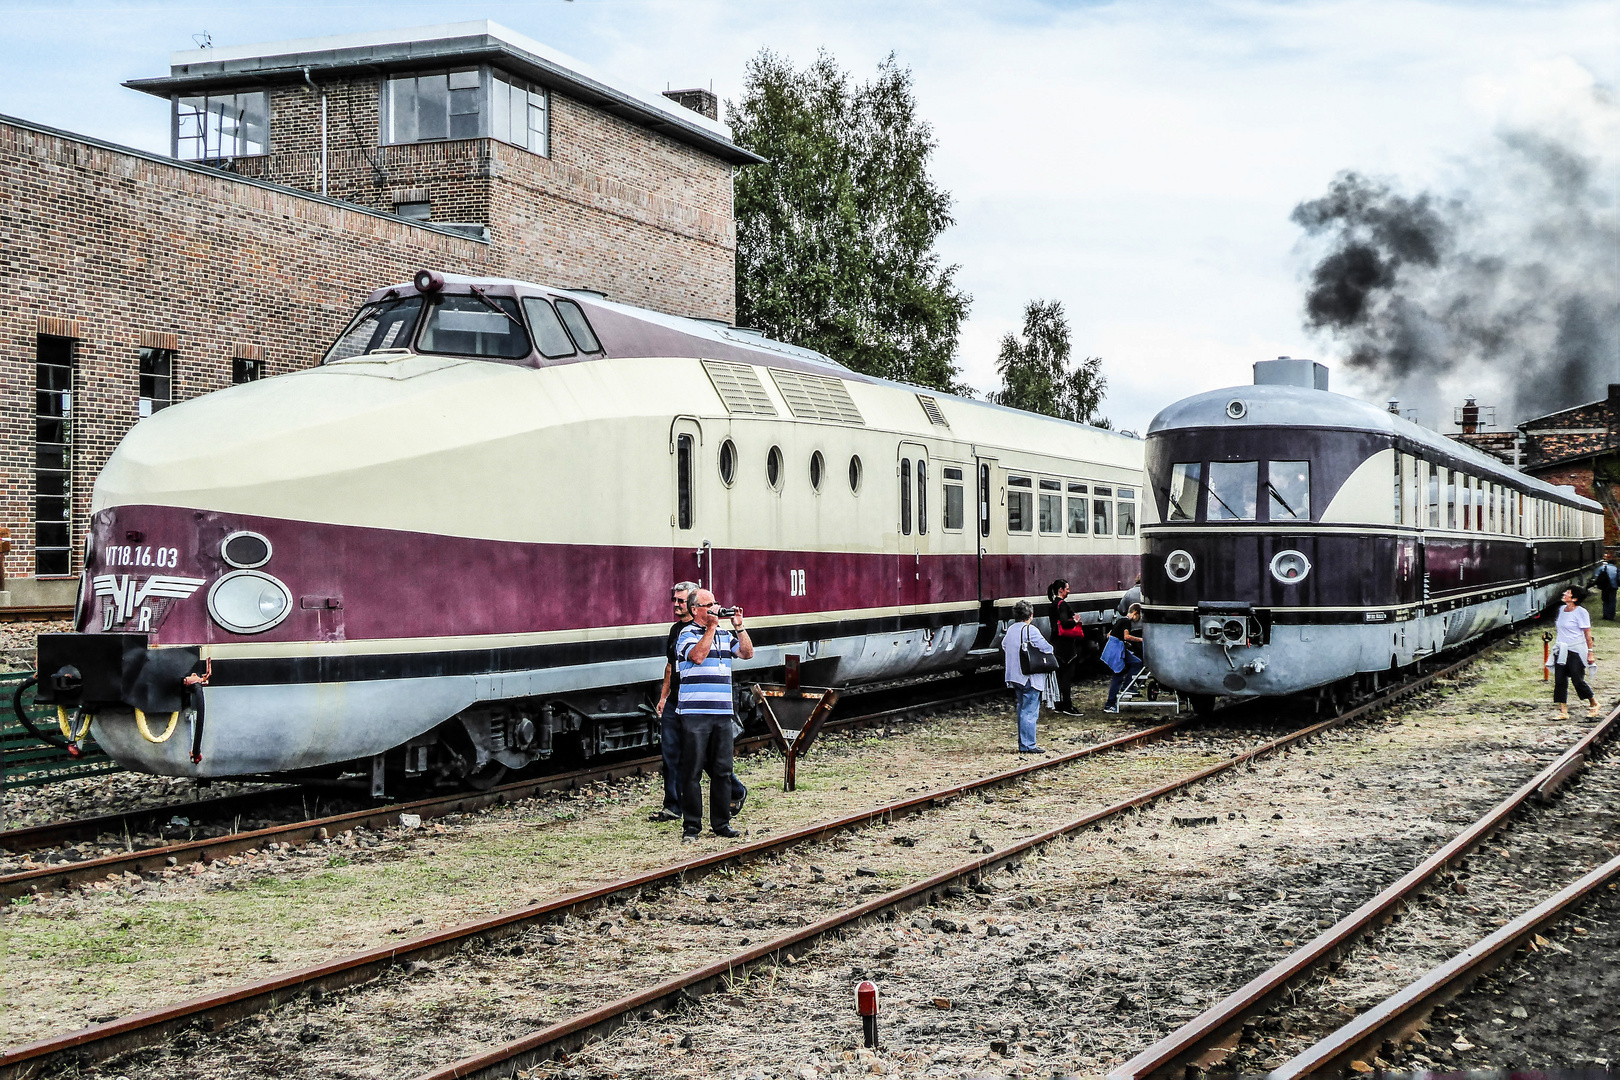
[[674, 588, 753, 841]]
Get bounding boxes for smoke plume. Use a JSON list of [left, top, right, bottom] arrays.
[[1293, 72, 1619, 428]]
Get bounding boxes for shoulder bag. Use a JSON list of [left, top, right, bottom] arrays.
[[1100, 633, 1126, 673], [1019, 624, 1060, 676]]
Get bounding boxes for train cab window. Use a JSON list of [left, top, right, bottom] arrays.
[[418, 295, 532, 359], [900, 458, 913, 535], [942, 467, 965, 530], [917, 460, 928, 535], [1093, 485, 1114, 535], [677, 434, 694, 530], [1117, 487, 1137, 537], [1067, 483, 1088, 535], [1445, 470, 1457, 529], [1207, 461, 1258, 521], [520, 298, 577, 358], [1007, 475, 1033, 534], [1167, 463, 1201, 521], [979, 464, 991, 538], [553, 300, 603, 354], [1427, 464, 1440, 527], [1038, 479, 1063, 534], [1267, 461, 1310, 521], [324, 296, 425, 362]]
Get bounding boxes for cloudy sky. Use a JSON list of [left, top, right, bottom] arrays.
[[3, 0, 1615, 432]]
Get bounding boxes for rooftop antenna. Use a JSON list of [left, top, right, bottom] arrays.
[[192, 31, 212, 49]]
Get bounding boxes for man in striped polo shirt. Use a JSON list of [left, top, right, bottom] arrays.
[[676, 588, 754, 841]]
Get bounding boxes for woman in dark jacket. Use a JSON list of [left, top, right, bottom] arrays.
[[1047, 579, 1082, 715]]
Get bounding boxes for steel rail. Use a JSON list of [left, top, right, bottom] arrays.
[[407, 652, 1490, 1080], [1272, 850, 1620, 1077], [1107, 701, 1620, 1080], [0, 718, 1194, 1079], [0, 786, 303, 853], [0, 683, 1006, 900]]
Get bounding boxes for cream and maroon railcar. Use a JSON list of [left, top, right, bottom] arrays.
[[1143, 358, 1603, 712], [33, 273, 1145, 786]]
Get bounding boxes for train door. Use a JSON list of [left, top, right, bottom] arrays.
[[897, 441, 929, 612], [972, 453, 1002, 646], [670, 418, 706, 591]]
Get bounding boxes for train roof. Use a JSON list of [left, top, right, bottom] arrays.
[[1149, 382, 1601, 509]]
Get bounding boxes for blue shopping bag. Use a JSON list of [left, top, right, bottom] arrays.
[[1100, 634, 1125, 673]]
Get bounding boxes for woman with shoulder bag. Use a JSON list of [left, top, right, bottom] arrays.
[[1047, 579, 1083, 715], [1003, 599, 1057, 753]]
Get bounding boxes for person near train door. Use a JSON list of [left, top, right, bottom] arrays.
[[1047, 579, 1083, 715], [1549, 587, 1599, 721], [650, 580, 701, 822], [675, 589, 753, 840], [1103, 604, 1144, 714], [1594, 555, 1619, 621], [1003, 599, 1055, 753]]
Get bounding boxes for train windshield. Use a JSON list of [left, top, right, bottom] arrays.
[[418, 295, 532, 359], [324, 297, 425, 363], [1207, 461, 1258, 520], [1167, 463, 1201, 520], [1267, 461, 1311, 520]]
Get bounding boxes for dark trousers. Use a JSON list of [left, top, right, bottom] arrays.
[[1553, 653, 1593, 704], [1107, 651, 1143, 707], [1053, 638, 1078, 706], [679, 711, 736, 834], [1603, 588, 1616, 621], [659, 703, 683, 814]]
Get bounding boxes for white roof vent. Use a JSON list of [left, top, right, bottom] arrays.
[[1254, 357, 1329, 391]]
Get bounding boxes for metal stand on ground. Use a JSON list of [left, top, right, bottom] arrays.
[[750, 654, 838, 792]]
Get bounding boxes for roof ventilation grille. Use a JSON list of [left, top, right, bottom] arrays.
[[702, 359, 778, 416], [769, 368, 865, 425], [916, 394, 949, 427]]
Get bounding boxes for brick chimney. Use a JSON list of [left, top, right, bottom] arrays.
[[1461, 396, 1479, 435], [663, 88, 718, 120]]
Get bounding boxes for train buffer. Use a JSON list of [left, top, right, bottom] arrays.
[[750, 655, 839, 792]]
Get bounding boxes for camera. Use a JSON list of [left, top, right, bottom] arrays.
[[714, 606, 739, 617]]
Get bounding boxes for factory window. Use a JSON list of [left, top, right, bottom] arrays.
[[1067, 483, 1088, 536], [491, 71, 549, 156], [1117, 487, 1137, 537], [554, 300, 603, 354], [810, 450, 824, 493], [138, 347, 175, 417], [395, 201, 431, 221], [900, 458, 912, 536], [175, 91, 268, 160], [1267, 461, 1310, 521], [1427, 464, 1440, 527], [849, 455, 863, 494], [942, 467, 965, 531], [676, 434, 694, 530], [1206, 462, 1257, 521], [1093, 485, 1114, 535], [1007, 475, 1032, 534], [325, 297, 425, 362], [718, 440, 737, 486], [418, 295, 530, 359], [232, 356, 264, 384], [35, 336, 73, 576], [1445, 470, 1456, 529], [1038, 478, 1062, 535], [386, 69, 482, 143], [917, 460, 928, 535], [520, 298, 577, 359], [1167, 463, 1200, 521], [767, 446, 784, 492]]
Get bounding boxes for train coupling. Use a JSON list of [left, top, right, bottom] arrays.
[[1195, 601, 1263, 648], [33, 633, 201, 715]]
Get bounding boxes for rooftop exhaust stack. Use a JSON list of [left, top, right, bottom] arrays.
[[1253, 356, 1328, 391], [1460, 396, 1480, 434]]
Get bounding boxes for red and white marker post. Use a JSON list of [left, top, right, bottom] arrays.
[[856, 980, 879, 1049]]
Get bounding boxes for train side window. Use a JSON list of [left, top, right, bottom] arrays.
[[1093, 485, 1114, 535], [1007, 475, 1033, 534], [768, 445, 784, 491], [1167, 463, 1201, 521], [1392, 452, 1404, 525], [1267, 461, 1310, 521], [1207, 461, 1258, 521], [979, 464, 991, 538], [850, 455, 863, 494], [943, 467, 965, 530], [1038, 478, 1062, 534], [1446, 470, 1456, 529], [1460, 475, 1472, 529], [900, 458, 913, 535], [520, 298, 577, 359], [810, 450, 824, 492], [719, 439, 737, 486], [917, 460, 928, 535], [1427, 464, 1440, 527], [1117, 486, 1137, 537], [1067, 483, 1088, 535], [677, 434, 694, 530]]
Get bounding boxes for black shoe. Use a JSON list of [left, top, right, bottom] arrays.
[[681, 832, 699, 843], [649, 810, 681, 823], [712, 825, 740, 838], [730, 784, 747, 817]]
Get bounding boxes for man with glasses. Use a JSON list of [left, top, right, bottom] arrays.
[[651, 581, 701, 822], [675, 588, 753, 840]]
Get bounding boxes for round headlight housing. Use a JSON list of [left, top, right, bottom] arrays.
[[1165, 549, 1196, 583], [1270, 549, 1311, 584], [208, 570, 293, 634]]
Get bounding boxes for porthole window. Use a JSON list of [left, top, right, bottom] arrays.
[[767, 445, 783, 490], [221, 531, 272, 569], [810, 450, 824, 492], [719, 440, 737, 487], [849, 455, 863, 493]]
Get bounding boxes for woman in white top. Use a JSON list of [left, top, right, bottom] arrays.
[[1003, 599, 1055, 753], [1551, 587, 1599, 720]]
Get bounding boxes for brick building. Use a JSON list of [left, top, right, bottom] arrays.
[[1516, 385, 1620, 550], [1, 21, 759, 606]]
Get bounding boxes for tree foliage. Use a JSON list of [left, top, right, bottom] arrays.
[[730, 50, 971, 391], [989, 299, 1109, 427]]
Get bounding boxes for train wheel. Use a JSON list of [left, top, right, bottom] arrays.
[[467, 762, 509, 791], [1188, 694, 1216, 717]]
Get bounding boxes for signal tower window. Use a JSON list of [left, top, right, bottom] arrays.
[[1067, 483, 1088, 536], [1038, 478, 1062, 535], [35, 335, 74, 576], [942, 467, 965, 531], [1093, 485, 1114, 535], [1117, 486, 1137, 537], [175, 91, 268, 160], [1267, 461, 1310, 521], [138, 347, 176, 417], [1007, 475, 1032, 534], [386, 69, 483, 144], [1167, 463, 1201, 521]]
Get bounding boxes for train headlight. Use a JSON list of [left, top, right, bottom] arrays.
[[1165, 550, 1195, 583], [208, 570, 293, 634], [1270, 549, 1311, 584], [221, 531, 272, 569]]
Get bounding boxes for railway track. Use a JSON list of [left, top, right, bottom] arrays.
[[0, 675, 1008, 900], [1105, 702, 1620, 1080], [0, 643, 1498, 1080]]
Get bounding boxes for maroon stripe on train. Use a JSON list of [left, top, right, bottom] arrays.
[[85, 506, 1137, 647]]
